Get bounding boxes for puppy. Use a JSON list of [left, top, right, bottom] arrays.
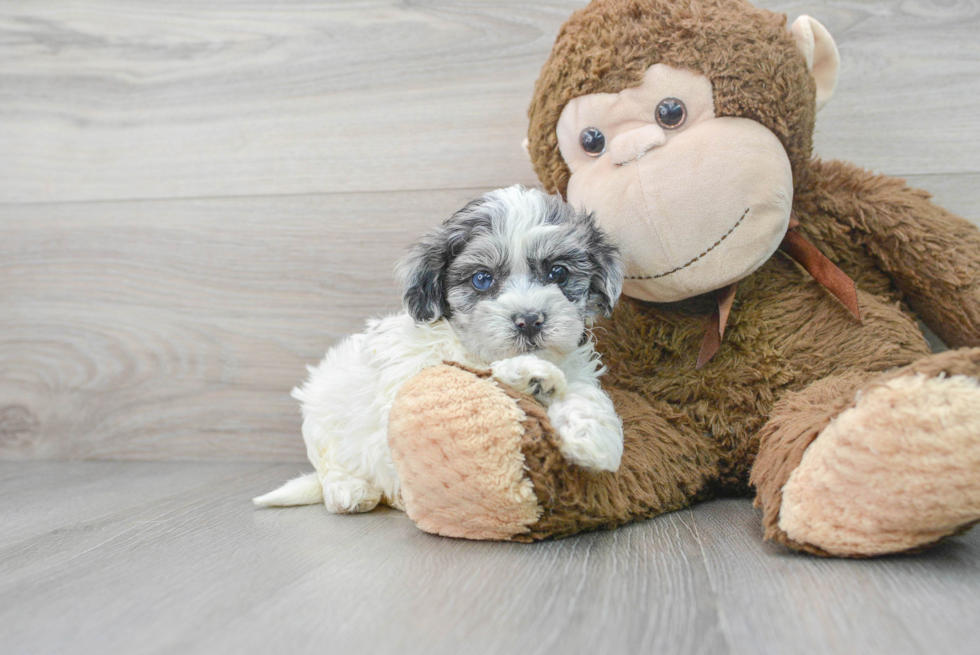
[[254, 185, 625, 514]]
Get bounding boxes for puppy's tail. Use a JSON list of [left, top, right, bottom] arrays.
[[253, 472, 322, 507]]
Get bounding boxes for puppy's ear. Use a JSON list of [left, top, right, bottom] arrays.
[[397, 198, 491, 323], [583, 214, 624, 318], [397, 228, 452, 323]]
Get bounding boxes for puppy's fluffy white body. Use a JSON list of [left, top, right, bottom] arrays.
[[286, 314, 476, 512], [254, 312, 619, 513], [255, 186, 624, 514]]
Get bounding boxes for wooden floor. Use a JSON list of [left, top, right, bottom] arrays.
[[1, 461, 979, 655], [2, 1, 980, 653]]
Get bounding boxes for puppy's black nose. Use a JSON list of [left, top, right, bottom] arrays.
[[513, 313, 544, 338]]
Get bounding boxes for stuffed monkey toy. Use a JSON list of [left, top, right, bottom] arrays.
[[386, 0, 980, 557]]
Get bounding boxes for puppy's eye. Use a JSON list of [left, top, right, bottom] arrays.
[[655, 98, 686, 129], [471, 271, 494, 291], [580, 127, 605, 157], [547, 265, 569, 285]]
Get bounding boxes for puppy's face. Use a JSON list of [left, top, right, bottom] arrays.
[[398, 186, 623, 363]]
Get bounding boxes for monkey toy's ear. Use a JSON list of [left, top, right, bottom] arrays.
[[790, 15, 840, 112]]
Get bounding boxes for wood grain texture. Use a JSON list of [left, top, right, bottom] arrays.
[[0, 0, 557, 204], [0, 460, 274, 548], [1, 0, 979, 204], [1, 462, 978, 655], [692, 500, 980, 655], [0, 189, 483, 461], [807, 0, 980, 175]]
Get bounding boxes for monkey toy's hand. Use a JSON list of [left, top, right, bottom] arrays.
[[491, 355, 568, 405]]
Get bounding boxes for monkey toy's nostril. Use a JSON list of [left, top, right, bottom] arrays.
[[513, 312, 544, 338]]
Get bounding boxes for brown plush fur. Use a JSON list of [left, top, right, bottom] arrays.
[[388, 0, 980, 556], [515, 388, 722, 541]]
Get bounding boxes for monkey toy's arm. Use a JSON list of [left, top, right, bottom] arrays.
[[803, 159, 980, 348]]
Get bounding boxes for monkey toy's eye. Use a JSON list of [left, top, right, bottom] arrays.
[[580, 127, 606, 156], [655, 98, 687, 129], [472, 271, 494, 291], [547, 265, 569, 285]]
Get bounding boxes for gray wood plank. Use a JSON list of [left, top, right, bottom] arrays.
[[692, 499, 980, 655], [861, 546, 980, 655], [808, 0, 980, 177], [0, 188, 483, 461], [1, 0, 978, 205], [0, 462, 297, 591], [0, 462, 728, 655], [2, 462, 978, 655], [193, 511, 730, 655], [0, 0, 560, 204], [0, 460, 275, 547]]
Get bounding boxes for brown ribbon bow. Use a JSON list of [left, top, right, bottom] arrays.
[[695, 214, 861, 369]]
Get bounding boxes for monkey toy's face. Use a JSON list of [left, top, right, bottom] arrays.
[[557, 64, 794, 303]]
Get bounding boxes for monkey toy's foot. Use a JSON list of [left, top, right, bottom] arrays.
[[756, 349, 980, 557], [387, 362, 720, 542], [386, 363, 545, 541]]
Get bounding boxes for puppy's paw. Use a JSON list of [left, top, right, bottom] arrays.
[[548, 403, 623, 472], [491, 355, 568, 404], [321, 472, 382, 514], [557, 434, 620, 472]]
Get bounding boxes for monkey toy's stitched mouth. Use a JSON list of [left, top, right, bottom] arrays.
[[615, 156, 638, 167], [626, 208, 751, 280], [614, 150, 653, 167]]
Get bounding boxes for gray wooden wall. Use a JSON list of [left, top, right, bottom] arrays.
[[2, 0, 979, 463]]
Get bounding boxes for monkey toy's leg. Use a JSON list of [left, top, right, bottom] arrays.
[[387, 363, 722, 542], [751, 349, 980, 557]]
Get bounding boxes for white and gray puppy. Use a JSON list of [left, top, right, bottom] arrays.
[[254, 185, 625, 514]]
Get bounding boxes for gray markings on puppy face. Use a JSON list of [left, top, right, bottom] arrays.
[[398, 185, 624, 362]]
